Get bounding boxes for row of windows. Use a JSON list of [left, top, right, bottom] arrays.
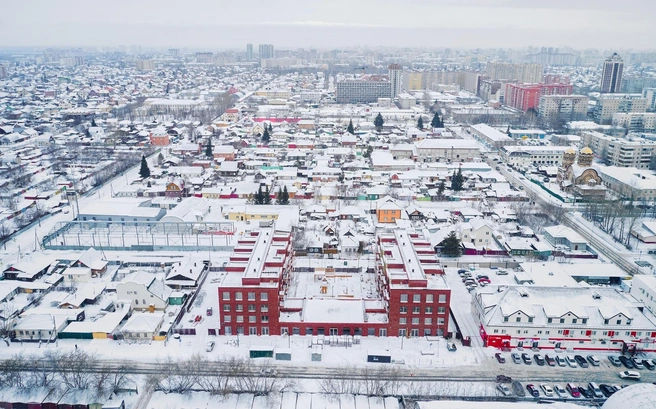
[[223, 304, 269, 313], [222, 292, 268, 301], [224, 315, 269, 323], [399, 317, 445, 326], [399, 294, 447, 303], [492, 328, 648, 337], [399, 306, 446, 314]]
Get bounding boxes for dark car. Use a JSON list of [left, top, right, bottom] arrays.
[[643, 359, 655, 370], [495, 353, 506, 364], [608, 355, 623, 367], [457, 269, 467, 274], [526, 384, 540, 398], [544, 354, 556, 366], [599, 384, 617, 397], [578, 386, 593, 399], [512, 380, 526, 397], [574, 355, 589, 368], [534, 354, 546, 366], [495, 374, 512, 383], [619, 355, 635, 369], [522, 353, 532, 365]]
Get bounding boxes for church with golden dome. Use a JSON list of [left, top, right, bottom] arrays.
[[557, 146, 606, 200]]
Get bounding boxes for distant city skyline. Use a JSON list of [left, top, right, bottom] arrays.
[[1, 0, 655, 49]]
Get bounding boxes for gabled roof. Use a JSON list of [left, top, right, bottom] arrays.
[[75, 248, 107, 271]]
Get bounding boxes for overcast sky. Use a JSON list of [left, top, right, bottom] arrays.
[[2, 0, 655, 50]]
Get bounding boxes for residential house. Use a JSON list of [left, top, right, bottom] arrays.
[[376, 196, 403, 224], [71, 248, 108, 276], [543, 225, 588, 252], [116, 271, 173, 311], [120, 311, 166, 340]]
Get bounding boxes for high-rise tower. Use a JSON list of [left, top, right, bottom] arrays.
[[388, 63, 402, 99], [600, 53, 624, 93], [246, 44, 253, 60]]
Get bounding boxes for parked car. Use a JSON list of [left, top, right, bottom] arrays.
[[478, 277, 491, 284], [526, 384, 540, 398], [554, 384, 567, 398], [619, 370, 641, 380], [618, 355, 634, 369], [512, 380, 526, 397], [205, 341, 215, 352], [578, 385, 593, 399], [566, 383, 581, 398], [544, 354, 556, 366], [632, 358, 645, 370], [643, 359, 655, 370], [476, 274, 489, 280], [457, 269, 467, 274], [540, 384, 554, 397], [522, 353, 532, 365], [565, 355, 578, 368], [496, 269, 509, 275], [599, 384, 617, 397], [511, 352, 522, 364], [496, 384, 511, 396], [588, 382, 603, 399], [555, 355, 567, 367], [534, 354, 546, 366], [608, 355, 622, 367], [447, 342, 457, 351], [587, 355, 600, 367], [574, 355, 589, 368], [495, 374, 512, 383], [495, 353, 506, 364]]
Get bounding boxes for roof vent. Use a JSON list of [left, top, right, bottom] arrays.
[[519, 290, 529, 298], [592, 292, 601, 299]]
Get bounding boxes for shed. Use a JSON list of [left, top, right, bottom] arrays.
[[249, 346, 274, 359], [275, 348, 292, 361], [367, 351, 392, 363]]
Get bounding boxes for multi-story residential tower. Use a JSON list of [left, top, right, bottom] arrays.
[[388, 63, 403, 99], [600, 53, 624, 93]]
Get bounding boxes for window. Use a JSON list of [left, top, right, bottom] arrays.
[[424, 329, 431, 336], [572, 319, 577, 324], [248, 292, 256, 301], [249, 327, 258, 335], [236, 316, 244, 323], [547, 318, 552, 323], [617, 319, 622, 325], [236, 305, 244, 312], [379, 329, 387, 337], [412, 307, 420, 314], [249, 316, 256, 323], [516, 317, 521, 322], [223, 305, 231, 312], [248, 304, 256, 312], [400, 294, 408, 303], [261, 293, 268, 301], [135, 300, 139, 305], [412, 318, 420, 325], [504, 317, 509, 322], [425, 307, 433, 314], [399, 318, 407, 325], [261, 315, 269, 323], [306, 328, 313, 335], [604, 319, 609, 325], [559, 318, 565, 324], [528, 317, 533, 323], [426, 294, 434, 303], [224, 326, 232, 335], [413, 294, 421, 303], [424, 318, 432, 325], [224, 316, 231, 323], [235, 292, 243, 301], [261, 305, 268, 312], [438, 307, 446, 314], [437, 318, 445, 325], [438, 294, 447, 303]]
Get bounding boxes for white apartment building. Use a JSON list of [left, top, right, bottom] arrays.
[[612, 112, 656, 132], [593, 94, 648, 124], [581, 131, 656, 169], [597, 166, 656, 202], [538, 95, 589, 120], [473, 286, 656, 352], [631, 276, 656, 316], [469, 123, 515, 150], [500, 146, 571, 167], [414, 139, 481, 162]]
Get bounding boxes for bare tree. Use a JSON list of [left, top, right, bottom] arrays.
[[56, 350, 99, 389]]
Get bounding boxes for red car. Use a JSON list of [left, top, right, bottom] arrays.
[[478, 277, 491, 284], [526, 384, 540, 397], [566, 383, 581, 398]]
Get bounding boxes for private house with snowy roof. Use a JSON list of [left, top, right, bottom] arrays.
[[543, 225, 589, 252], [473, 286, 656, 353], [116, 271, 173, 311], [375, 196, 403, 224]]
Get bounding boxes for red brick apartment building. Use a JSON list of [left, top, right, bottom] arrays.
[[217, 229, 451, 338]]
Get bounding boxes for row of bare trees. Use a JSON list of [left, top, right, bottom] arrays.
[[319, 366, 404, 396], [582, 199, 646, 249], [0, 350, 132, 395], [146, 355, 295, 396]]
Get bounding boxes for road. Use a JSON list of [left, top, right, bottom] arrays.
[[487, 157, 642, 276]]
